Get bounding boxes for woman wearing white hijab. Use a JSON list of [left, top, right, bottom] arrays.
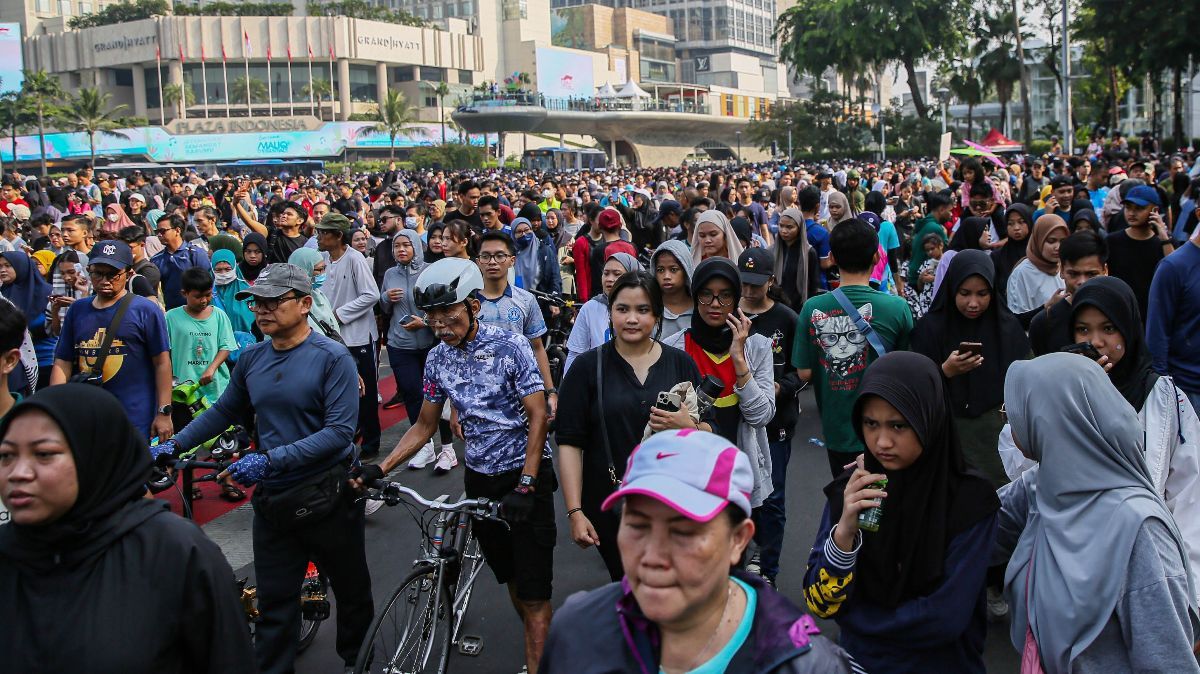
[[998, 353, 1199, 673], [689, 210, 744, 264]]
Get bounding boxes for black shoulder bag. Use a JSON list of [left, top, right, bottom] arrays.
[[595, 343, 620, 488], [70, 293, 134, 385]]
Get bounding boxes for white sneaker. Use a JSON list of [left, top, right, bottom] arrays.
[[363, 498, 384, 516], [987, 587, 1009, 621], [408, 442, 437, 469], [434, 447, 458, 474]]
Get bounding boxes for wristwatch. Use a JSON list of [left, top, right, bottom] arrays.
[[515, 473, 538, 494], [544, 387, 558, 397], [157, 404, 171, 416]]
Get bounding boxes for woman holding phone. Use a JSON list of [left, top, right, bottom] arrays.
[[911, 250, 1029, 486], [556, 271, 709, 581]]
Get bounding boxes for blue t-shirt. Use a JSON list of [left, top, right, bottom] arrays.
[[876, 219, 901, 294], [475, 284, 547, 340], [152, 243, 212, 310], [423, 323, 550, 474], [54, 294, 169, 437], [806, 219, 832, 288]]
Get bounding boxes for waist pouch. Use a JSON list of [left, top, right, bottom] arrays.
[[253, 461, 347, 530]]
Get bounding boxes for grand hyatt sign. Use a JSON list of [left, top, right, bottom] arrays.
[[166, 117, 323, 135]]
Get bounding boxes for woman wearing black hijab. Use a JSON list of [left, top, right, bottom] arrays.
[[990, 203, 1032, 297], [947, 216, 990, 252], [803, 351, 999, 673], [911, 250, 1029, 487], [238, 231, 268, 283], [0, 385, 254, 673]]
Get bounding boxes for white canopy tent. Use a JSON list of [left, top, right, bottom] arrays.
[[615, 79, 651, 99], [595, 83, 619, 99]]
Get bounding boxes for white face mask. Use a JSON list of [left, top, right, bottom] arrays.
[[404, 216, 418, 229], [107, 213, 120, 222], [214, 270, 236, 285]]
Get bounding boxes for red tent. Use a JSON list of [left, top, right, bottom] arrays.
[[979, 128, 1023, 152]]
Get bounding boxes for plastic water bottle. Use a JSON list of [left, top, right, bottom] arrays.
[[857, 478, 888, 532]]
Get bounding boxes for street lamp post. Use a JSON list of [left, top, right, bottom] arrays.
[[937, 87, 950, 135]]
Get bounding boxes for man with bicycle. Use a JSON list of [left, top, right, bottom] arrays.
[[155, 263, 373, 674], [352, 257, 556, 674]]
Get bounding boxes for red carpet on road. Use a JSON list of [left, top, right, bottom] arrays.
[[157, 374, 410, 526]]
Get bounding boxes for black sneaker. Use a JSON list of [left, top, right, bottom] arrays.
[[382, 394, 404, 410]]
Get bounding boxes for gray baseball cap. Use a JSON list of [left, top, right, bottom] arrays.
[[235, 263, 312, 300]]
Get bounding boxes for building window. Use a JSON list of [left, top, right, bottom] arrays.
[[502, 0, 527, 20], [114, 69, 133, 87], [395, 66, 415, 82], [35, 0, 51, 13], [58, 0, 71, 14], [457, 69, 473, 84], [78, 1, 91, 13], [724, 95, 733, 116], [424, 95, 438, 107], [420, 67, 445, 82]]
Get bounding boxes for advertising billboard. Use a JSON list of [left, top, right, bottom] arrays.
[[0, 24, 23, 95], [535, 47, 594, 99]]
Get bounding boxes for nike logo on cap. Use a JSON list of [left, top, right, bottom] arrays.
[[656, 452, 678, 460]]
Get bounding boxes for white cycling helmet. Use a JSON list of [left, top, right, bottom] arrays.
[[414, 257, 484, 310]]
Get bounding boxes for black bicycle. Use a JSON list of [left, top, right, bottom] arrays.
[[353, 480, 505, 674], [529, 288, 573, 388], [148, 455, 329, 653]]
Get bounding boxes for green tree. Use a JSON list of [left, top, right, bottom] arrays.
[[307, 0, 425, 26], [20, 71, 64, 176], [776, 0, 969, 119], [301, 79, 333, 120], [433, 81, 450, 145], [973, 10, 1025, 138], [409, 144, 486, 170], [943, 65, 987, 138], [68, 0, 168, 29], [162, 83, 196, 120], [746, 89, 872, 156], [230, 76, 268, 105], [174, 2, 294, 16], [372, 90, 419, 160], [62, 88, 129, 169]]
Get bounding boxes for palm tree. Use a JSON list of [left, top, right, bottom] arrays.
[[433, 81, 450, 144], [974, 11, 1025, 136], [230, 76, 268, 105], [20, 71, 65, 176], [301, 79, 333, 119], [0, 92, 27, 176], [162, 83, 196, 120], [62, 88, 128, 170], [372, 90, 418, 160], [947, 66, 987, 138]]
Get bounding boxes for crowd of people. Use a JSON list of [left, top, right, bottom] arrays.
[[0, 147, 1199, 673]]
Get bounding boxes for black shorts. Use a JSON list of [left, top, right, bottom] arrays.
[[463, 459, 557, 602]]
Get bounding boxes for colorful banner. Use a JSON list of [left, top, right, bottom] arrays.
[[0, 122, 480, 163], [0, 24, 23, 95], [535, 47, 595, 99]]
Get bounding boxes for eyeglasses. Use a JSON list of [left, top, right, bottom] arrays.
[[817, 329, 867, 349], [88, 268, 124, 280], [248, 294, 302, 312], [697, 290, 736, 306], [478, 253, 511, 263], [425, 308, 467, 327], [155, 227, 174, 235]]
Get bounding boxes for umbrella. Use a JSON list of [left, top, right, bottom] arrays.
[[961, 139, 1007, 167]]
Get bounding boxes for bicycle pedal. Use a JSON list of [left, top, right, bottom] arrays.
[[458, 635, 483, 656], [301, 598, 331, 621]]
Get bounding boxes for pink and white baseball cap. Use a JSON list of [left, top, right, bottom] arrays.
[[601, 429, 754, 521]]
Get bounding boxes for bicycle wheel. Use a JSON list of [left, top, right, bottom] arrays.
[[298, 569, 328, 653], [449, 519, 484, 646], [354, 564, 453, 674]]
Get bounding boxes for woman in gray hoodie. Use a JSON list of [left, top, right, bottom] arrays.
[[380, 228, 436, 423], [651, 239, 694, 340]]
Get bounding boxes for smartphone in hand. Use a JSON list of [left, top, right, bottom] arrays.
[[958, 341, 983, 358]]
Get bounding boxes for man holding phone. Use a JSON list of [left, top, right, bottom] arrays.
[[1106, 185, 1173, 320], [1033, 174, 1077, 221]]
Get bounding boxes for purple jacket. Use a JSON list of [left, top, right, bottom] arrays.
[[539, 571, 858, 673]]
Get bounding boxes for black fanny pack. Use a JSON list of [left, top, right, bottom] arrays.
[[253, 461, 347, 530]]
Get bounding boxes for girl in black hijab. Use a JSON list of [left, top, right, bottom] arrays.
[[947, 216, 990, 252], [990, 203, 1032, 297], [424, 221, 447, 264], [803, 351, 999, 673], [0, 385, 254, 673], [1069, 276, 1160, 410], [239, 231, 268, 283], [911, 250, 1029, 486]]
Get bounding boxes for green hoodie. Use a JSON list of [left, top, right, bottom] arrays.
[[906, 215, 949, 284]]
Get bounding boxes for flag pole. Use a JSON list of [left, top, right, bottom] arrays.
[[328, 42, 335, 120], [222, 42, 230, 118], [266, 45, 273, 118], [201, 45, 209, 119], [243, 30, 252, 117], [177, 41, 186, 120], [308, 45, 315, 117], [156, 46, 165, 125], [287, 44, 294, 117]]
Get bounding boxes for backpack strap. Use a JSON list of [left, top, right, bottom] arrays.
[[831, 287, 890, 357]]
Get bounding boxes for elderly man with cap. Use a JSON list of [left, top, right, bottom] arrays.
[[49, 240, 173, 441], [154, 263, 373, 674], [316, 211, 382, 458], [540, 429, 856, 672]]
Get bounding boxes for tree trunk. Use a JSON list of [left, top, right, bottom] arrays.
[[1172, 65, 1184, 149], [89, 132, 96, 170], [903, 58, 929, 119], [439, 95, 445, 145], [1107, 60, 1120, 131], [967, 103, 974, 138], [389, 134, 395, 161], [1000, 99, 1009, 135], [37, 108, 46, 177]]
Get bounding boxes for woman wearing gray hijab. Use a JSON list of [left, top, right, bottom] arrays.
[[998, 353, 1200, 673], [650, 239, 694, 339], [563, 245, 641, 374], [772, 207, 818, 312]]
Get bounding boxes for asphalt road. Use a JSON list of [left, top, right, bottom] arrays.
[[236, 387, 1022, 673]]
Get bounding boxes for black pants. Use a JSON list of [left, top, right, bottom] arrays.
[[251, 489, 374, 673], [349, 340, 381, 454]]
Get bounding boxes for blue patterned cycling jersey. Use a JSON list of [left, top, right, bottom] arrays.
[[423, 323, 551, 474], [475, 285, 547, 340]]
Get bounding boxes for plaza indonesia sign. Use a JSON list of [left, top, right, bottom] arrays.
[[166, 116, 324, 136]]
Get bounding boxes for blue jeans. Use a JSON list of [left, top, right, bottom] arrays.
[[1187, 390, 1200, 420], [752, 437, 792, 580]]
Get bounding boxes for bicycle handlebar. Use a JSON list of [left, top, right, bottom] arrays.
[[528, 289, 567, 308], [147, 458, 234, 493], [365, 480, 503, 521]]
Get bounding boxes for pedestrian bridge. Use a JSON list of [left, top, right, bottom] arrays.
[[451, 93, 763, 166]]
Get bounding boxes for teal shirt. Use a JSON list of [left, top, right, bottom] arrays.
[[662, 577, 757, 674], [165, 306, 237, 403]]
